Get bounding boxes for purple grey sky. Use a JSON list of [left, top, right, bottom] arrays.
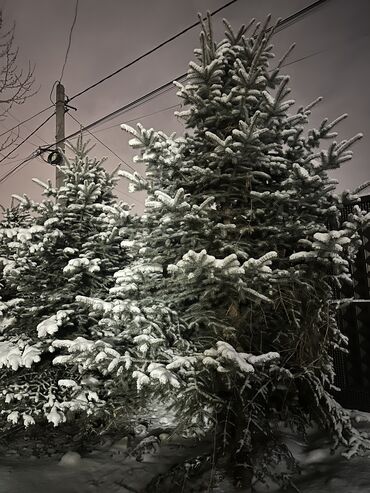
[[0, 0, 369, 213]]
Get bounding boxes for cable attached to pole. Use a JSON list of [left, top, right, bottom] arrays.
[[59, 0, 79, 82]]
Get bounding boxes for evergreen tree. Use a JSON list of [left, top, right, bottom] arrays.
[[0, 138, 133, 436], [60, 17, 369, 487], [0, 203, 32, 303]]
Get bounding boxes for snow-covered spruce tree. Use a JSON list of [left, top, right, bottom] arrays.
[[62, 17, 369, 488], [0, 137, 134, 441], [0, 203, 32, 303]]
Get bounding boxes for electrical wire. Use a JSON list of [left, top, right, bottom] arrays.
[[48, 1, 79, 105], [0, 36, 350, 188], [67, 0, 238, 104], [59, 0, 79, 82], [0, 151, 40, 185], [0, 137, 43, 161], [44, 0, 333, 148], [282, 48, 328, 68], [0, 154, 32, 165], [0, 0, 231, 140], [93, 104, 180, 134], [0, 0, 331, 147], [94, 81, 183, 128], [67, 0, 330, 104], [67, 112, 146, 206], [0, 113, 52, 165], [0, 105, 54, 140], [274, 0, 331, 33], [0, 112, 55, 165], [43, 74, 187, 150], [8, 111, 50, 145], [69, 85, 182, 137], [0, 0, 331, 149], [0, 112, 145, 208], [281, 29, 370, 68], [49, 80, 58, 105], [0, 0, 334, 188], [68, 112, 136, 174], [46, 36, 327, 148]]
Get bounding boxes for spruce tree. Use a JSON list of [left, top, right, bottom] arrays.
[[64, 17, 369, 488], [0, 138, 133, 438], [0, 203, 32, 303]]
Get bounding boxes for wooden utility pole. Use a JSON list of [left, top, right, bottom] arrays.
[[55, 82, 65, 188]]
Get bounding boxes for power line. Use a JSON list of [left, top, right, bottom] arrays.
[[0, 34, 345, 189], [0, 110, 51, 159], [45, 38, 326, 149], [8, 111, 50, 145], [90, 84, 181, 131], [0, 0, 336, 204], [0, 0, 231, 141], [0, 0, 339, 195], [0, 0, 330, 148], [59, 0, 80, 82], [46, 74, 187, 149], [0, 154, 33, 165], [71, 85, 181, 136], [67, 0, 239, 104], [45, 0, 332, 148], [49, 80, 59, 105], [93, 104, 180, 134], [3, 0, 331, 171], [67, 112, 136, 174], [0, 112, 55, 165], [0, 0, 330, 147], [0, 151, 40, 185], [67, 0, 330, 105], [0, 112, 144, 207], [67, 112, 146, 206], [281, 29, 370, 68], [0, 1, 235, 150], [0, 135, 43, 160], [282, 48, 328, 68], [275, 0, 331, 33], [0, 105, 54, 140]]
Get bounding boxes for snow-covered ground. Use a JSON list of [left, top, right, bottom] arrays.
[[1, 410, 370, 493], [0, 434, 209, 493]]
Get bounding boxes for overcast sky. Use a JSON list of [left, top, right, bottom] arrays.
[[0, 0, 369, 213]]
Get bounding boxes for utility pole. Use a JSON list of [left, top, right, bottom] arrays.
[[55, 82, 65, 188]]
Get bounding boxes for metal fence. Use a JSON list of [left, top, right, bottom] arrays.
[[333, 195, 370, 410]]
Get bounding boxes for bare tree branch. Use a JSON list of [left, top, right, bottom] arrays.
[[0, 10, 36, 154]]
